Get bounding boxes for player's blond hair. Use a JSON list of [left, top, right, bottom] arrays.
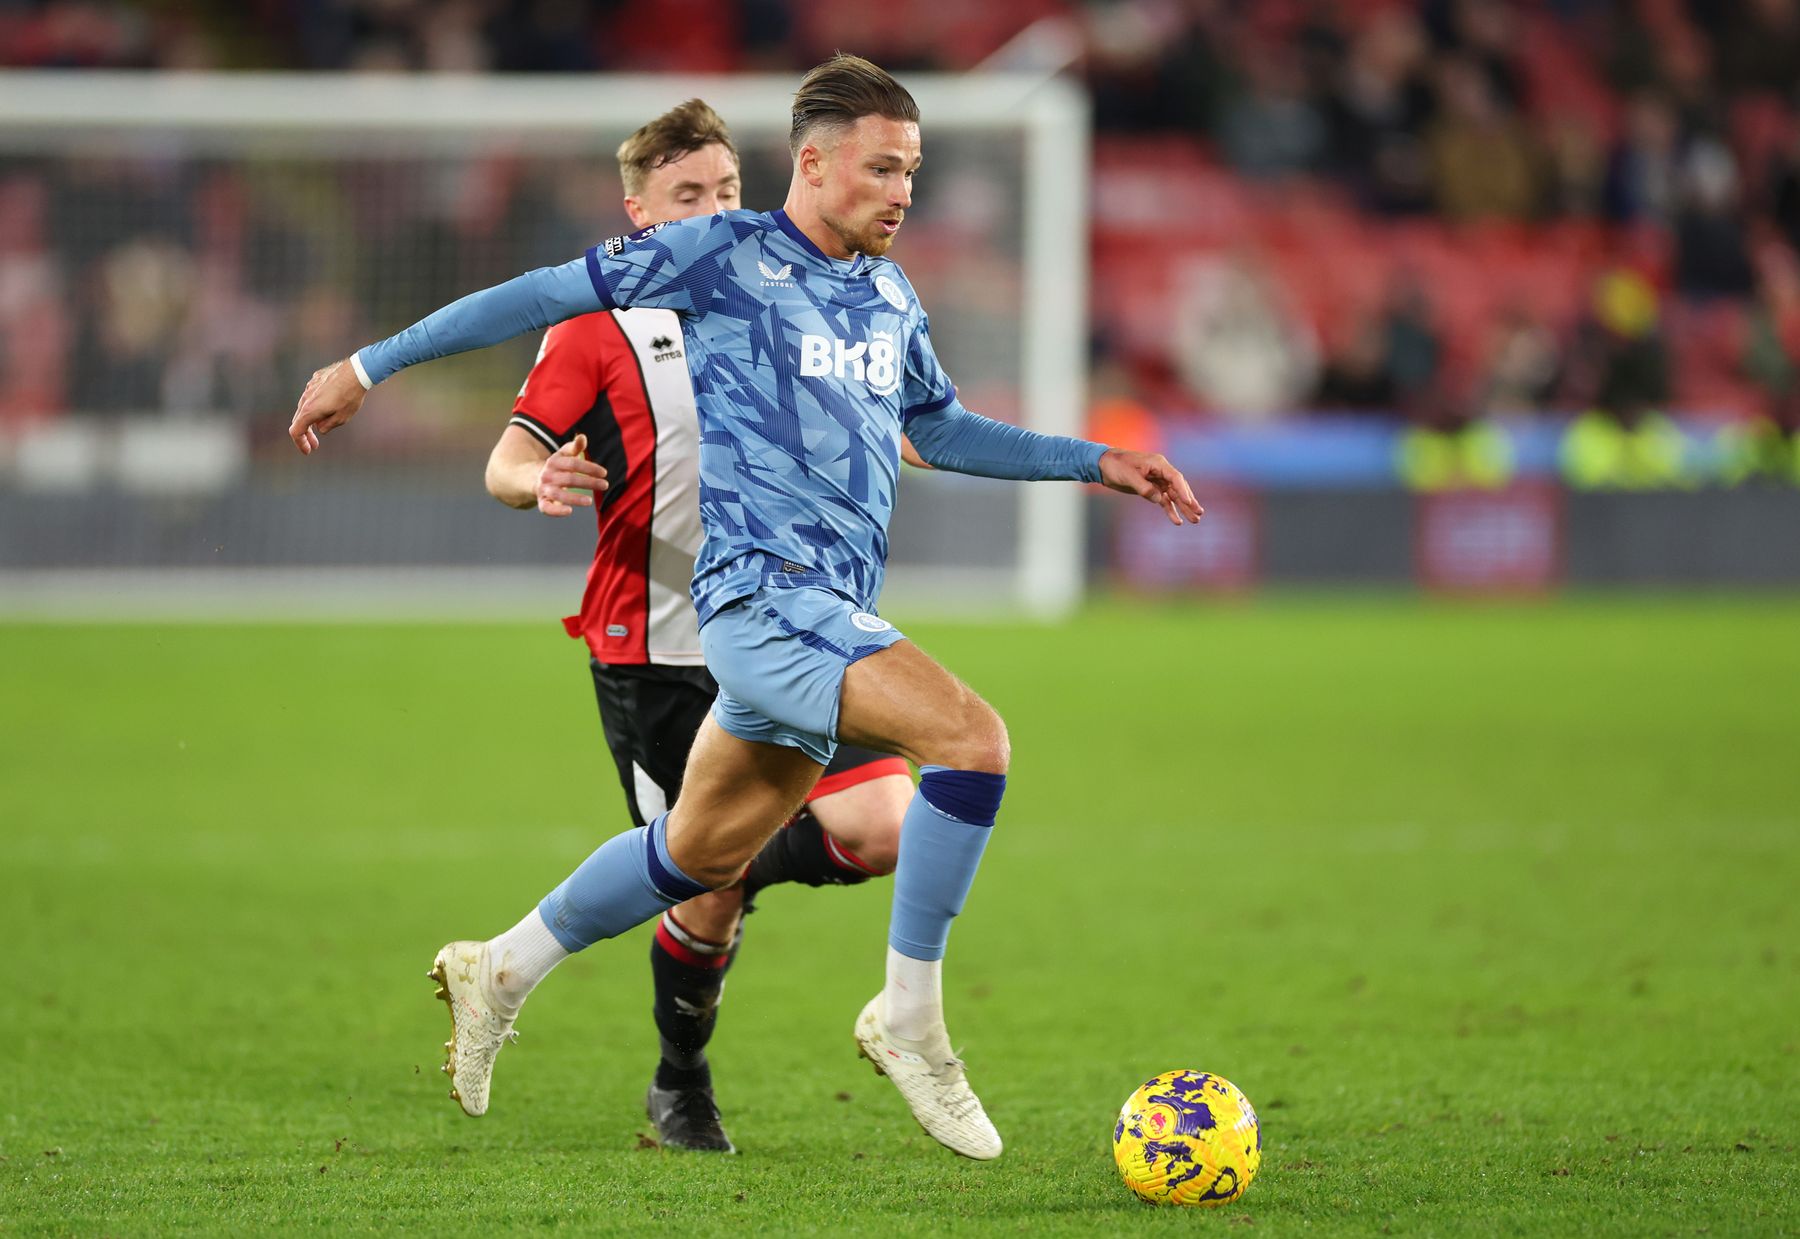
[[789, 54, 919, 155], [616, 99, 739, 197]]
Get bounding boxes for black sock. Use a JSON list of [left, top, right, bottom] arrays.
[[650, 917, 740, 1093], [742, 810, 876, 898]]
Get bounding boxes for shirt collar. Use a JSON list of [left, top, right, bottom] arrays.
[[771, 209, 866, 276]]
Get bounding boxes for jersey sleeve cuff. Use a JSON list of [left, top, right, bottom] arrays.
[[349, 350, 375, 390], [508, 414, 563, 452], [1082, 441, 1110, 483]]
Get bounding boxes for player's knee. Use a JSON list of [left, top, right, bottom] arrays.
[[852, 814, 903, 875], [665, 818, 750, 891], [680, 853, 754, 892], [938, 701, 1009, 774]]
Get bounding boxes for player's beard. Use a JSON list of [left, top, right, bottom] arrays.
[[822, 208, 896, 258]]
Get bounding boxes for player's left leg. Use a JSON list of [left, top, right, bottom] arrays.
[[689, 587, 1004, 1158], [836, 638, 1011, 1160], [700, 586, 1008, 1159]]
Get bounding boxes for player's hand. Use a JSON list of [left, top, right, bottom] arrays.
[[1098, 448, 1204, 526], [536, 434, 609, 517], [289, 358, 368, 455]]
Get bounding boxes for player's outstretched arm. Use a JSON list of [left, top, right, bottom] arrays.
[[904, 399, 1105, 483], [486, 428, 609, 517], [287, 257, 604, 454], [905, 402, 1201, 524], [1097, 448, 1204, 526]]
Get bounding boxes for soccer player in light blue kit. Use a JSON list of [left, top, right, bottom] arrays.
[[290, 55, 1203, 1160]]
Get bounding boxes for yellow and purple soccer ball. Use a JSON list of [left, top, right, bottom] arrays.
[[1112, 1070, 1261, 1207]]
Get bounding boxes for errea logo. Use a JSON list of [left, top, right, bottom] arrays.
[[649, 334, 683, 363], [799, 331, 901, 397]]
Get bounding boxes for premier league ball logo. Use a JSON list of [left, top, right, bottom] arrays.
[[1112, 1070, 1261, 1207]]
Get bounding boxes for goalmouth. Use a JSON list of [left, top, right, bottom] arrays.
[[0, 71, 1091, 620]]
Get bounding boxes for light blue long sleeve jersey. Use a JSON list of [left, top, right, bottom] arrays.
[[359, 209, 1107, 624]]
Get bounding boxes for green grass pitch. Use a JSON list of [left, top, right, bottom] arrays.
[[3, 598, 1797, 1236]]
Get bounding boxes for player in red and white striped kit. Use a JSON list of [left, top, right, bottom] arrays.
[[482, 100, 912, 1152]]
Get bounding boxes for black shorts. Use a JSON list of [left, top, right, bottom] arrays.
[[589, 659, 907, 827]]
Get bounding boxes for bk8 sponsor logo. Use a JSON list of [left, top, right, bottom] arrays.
[[798, 331, 901, 397]]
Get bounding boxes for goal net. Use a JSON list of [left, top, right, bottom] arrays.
[[0, 71, 1090, 620]]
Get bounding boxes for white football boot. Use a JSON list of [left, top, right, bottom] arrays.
[[428, 940, 519, 1117], [854, 995, 1002, 1160]]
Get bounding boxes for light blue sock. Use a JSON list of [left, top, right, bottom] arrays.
[[888, 766, 1008, 961], [538, 814, 709, 952]]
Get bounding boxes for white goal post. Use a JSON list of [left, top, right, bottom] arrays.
[[0, 70, 1090, 619]]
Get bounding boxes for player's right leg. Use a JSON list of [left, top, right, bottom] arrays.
[[431, 713, 816, 1119], [836, 640, 1011, 1160]]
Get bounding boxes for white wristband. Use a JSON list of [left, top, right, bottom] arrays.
[[348, 351, 374, 391]]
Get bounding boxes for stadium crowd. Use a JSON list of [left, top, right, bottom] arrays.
[[3, 0, 1799, 485]]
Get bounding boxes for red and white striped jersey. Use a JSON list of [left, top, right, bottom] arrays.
[[510, 308, 703, 665]]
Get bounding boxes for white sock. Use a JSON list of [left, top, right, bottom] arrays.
[[883, 946, 944, 1045], [484, 908, 569, 1014]]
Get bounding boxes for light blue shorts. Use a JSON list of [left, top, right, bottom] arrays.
[[700, 585, 906, 765]]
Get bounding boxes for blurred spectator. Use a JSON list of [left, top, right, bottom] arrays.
[[420, 1, 491, 72], [1604, 93, 1682, 225], [1292, 0, 1350, 89], [72, 236, 193, 411], [1085, 358, 1163, 455], [1673, 136, 1755, 299], [1170, 252, 1318, 421], [1423, 0, 1527, 111], [484, 0, 601, 72], [1765, 126, 1800, 255], [1658, 26, 1724, 138], [1564, 268, 1669, 425], [1385, 271, 1514, 490], [1478, 306, 1562, 417], [1320, 8, 1436, 213], [1425, 54, 1542, 221], [1, 0, 150, 68], [1601, 1, 1668, 94], [1717, 0, 1800, 95], [1313, 311, 1399, 412], [1544, 114, 1608, 218], [1217, 44, 1325, 179], [1383, 275, 1446, 421], [0, 172, 70, 422], [1088, 1, 1226, 136], [1724, 246, 1800, 482], [1559, 269, 1690, 488]]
